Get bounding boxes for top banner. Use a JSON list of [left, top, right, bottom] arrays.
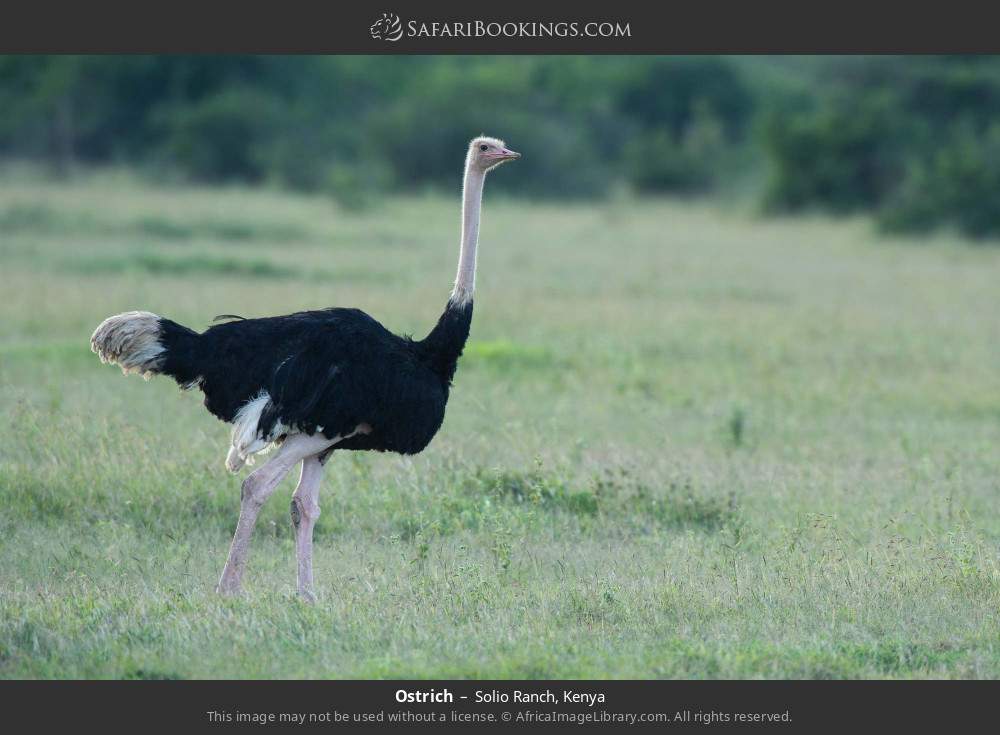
[[2, 2, 999, 53]]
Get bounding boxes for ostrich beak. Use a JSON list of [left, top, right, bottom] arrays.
[[488, 148, 520, 163]]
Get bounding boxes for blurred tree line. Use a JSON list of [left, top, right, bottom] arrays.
[[1, 55, 998, 237]]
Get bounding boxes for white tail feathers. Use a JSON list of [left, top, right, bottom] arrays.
[[90, 311, 166, 379], [226, 391, 289, 473]]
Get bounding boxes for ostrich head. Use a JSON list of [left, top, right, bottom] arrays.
[[467, 136, 520, 173]]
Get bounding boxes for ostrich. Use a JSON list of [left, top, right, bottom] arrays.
[[90, 136, 520, 601]]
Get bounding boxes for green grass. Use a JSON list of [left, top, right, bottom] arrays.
[[1, 169, 1000, 679]]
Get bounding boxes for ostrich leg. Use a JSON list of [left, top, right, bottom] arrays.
[[290, 455, 324, 602], [217, 433, 337, 596]]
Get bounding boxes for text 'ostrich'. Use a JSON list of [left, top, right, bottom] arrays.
[[91, 137, 520, 601]]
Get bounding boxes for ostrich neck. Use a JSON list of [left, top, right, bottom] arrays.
[[419, 160, 482, 383], [451, 164, 485, 306]]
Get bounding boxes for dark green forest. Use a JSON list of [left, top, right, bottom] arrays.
[[2, 55, 999, 236]]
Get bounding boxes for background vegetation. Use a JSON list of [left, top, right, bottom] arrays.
[[2, 55, 1000, 236]]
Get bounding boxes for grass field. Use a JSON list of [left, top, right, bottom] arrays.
[[1, 168, 999, 679]]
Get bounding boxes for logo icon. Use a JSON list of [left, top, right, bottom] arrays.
[[370, 13, 403, 41]]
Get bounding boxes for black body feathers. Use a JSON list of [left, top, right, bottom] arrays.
[[155, 301, 473, 456]]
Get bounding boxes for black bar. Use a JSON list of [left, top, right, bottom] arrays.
[[1, 680, 995, 730], [0, 1, 998, 53]]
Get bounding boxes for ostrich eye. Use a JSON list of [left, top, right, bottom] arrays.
[[479, 144, 488, 152]]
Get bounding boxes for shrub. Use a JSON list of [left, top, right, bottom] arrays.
[[761, 92, 903, 213], [155, 87, 282, 182], [623, 103, 729, 193], [880, 122, 1000, 239]]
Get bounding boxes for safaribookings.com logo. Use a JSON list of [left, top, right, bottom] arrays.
[[370, 13, 404, 41], [370, 13, 631, 42]]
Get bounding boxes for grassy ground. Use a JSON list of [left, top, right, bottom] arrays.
[[1, 169, 999, 679]]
